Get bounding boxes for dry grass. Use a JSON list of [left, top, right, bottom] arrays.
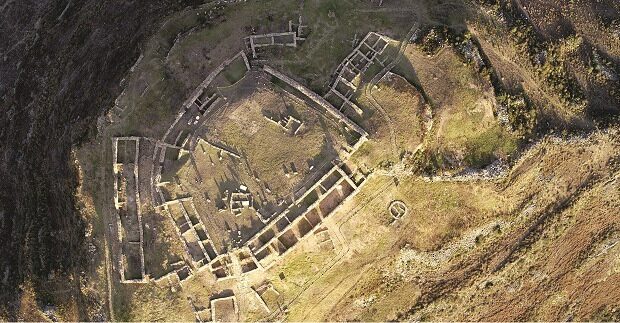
[[16, 282, 50, 321], [398, 45, 517, 167], [267, 129, 620, 321], [205, 84, 342, 197], [114, 282, 195, 321], [353, 73, 429, 167], [113, 267, 218, 321], [166, 75, 350, 252], [405, 132, 620, 321], [142, 210, 187, 279], [71, 0, 620, 320], [273, 173, 506, 321]]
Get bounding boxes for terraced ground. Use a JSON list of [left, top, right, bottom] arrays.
[[1, 0, 619, 321]]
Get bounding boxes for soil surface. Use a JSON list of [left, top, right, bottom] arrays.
[[0, 0, 203, 319], [1, 0, 619, 320]]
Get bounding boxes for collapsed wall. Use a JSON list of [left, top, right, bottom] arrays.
[[112, 49, 374, 286], [247, 160, 366, 269], [164, 198, 219, 270], [263, 65, 369, 137], [325, 32, 389, 117], [112, 137, 147, 283]]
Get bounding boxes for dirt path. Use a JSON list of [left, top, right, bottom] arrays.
[[101, 139, 116, 321], [469, 27, 572, 119], [365, 21, 420, 159], [300, 263, 372, 320]]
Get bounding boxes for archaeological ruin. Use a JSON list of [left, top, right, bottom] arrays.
[[109, 33, 372, 294]]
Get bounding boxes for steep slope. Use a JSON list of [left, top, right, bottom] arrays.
[[0, 0, 203, 320]]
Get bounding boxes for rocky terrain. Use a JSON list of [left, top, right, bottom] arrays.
[[0, 0, 205, 319], [1, 0, 618, 321]]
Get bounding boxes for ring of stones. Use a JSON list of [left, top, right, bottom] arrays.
[[389, 200, 407, 219]]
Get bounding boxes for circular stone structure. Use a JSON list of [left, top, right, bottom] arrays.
[[389, 200, 408, 219]]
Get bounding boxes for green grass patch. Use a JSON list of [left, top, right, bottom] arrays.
[[464, 125, 517, 167], [222, 56, 248, 84], [316, 0, 355, 17]]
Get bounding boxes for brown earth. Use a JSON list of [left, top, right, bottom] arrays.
[[0, 0, 208, 320], [270, 130, 620, 322], [2, 0, 620, 321]]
